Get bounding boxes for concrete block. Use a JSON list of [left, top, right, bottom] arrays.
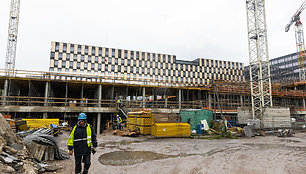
[[262, 107, 291, 128], [238, 107, 291, 128], [237, 107, 252, 124]]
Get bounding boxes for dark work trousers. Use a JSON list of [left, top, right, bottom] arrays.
[[75, 154, 91, 174]]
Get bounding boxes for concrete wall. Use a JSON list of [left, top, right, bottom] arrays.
[[263, 107, 291, 128], [237, 107, 291, 128]]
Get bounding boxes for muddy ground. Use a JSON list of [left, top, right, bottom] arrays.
[[47, 131, 306, 174]]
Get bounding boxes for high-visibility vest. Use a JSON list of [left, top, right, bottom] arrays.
[[117, 117, 122, 123], [67, 124, 92, 147]]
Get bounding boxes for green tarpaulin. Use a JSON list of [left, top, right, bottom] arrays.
[[180, 109, 213, 131]]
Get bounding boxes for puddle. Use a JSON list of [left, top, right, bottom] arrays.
[[279, 139, 302, 143], [99, 151, 177, 166], [243, 143, 306, 151], [99, 147, 241, 166]]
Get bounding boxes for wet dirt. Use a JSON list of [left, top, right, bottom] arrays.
[[98, 151, 177, 166], [98, 146, 243, 167], [243, 143, 306, 151], [47, 131, 306, 174], [99, 140, 144, 149]]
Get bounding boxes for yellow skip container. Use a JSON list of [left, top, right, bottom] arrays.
[[152, 123, 190, 137], [22, 119, 59, 129]]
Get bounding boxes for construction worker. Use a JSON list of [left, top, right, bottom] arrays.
[[116, 115, 122, 130], [67, 113, 98, 174], [117, 99, 122, 108]]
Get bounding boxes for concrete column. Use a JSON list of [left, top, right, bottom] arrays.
[[43, 81, 49, 119], [208, 93, 212, 109], [179, 89, 182, 109], [97, 84, 102, 134], [98, 85, 102, 107], [164, 88, 168, 108], [80, 84, 84, 106], [240, 95, 244, 107], [28, 81, 31, 106], [303, 99, 306, 109], [64, 82, 68, 106], [142, 87, 146, 108], [44, 82, 49, 106], [153, 88, 157, 101], [97, 113, 101, 134], [2, 79, 8, 106]]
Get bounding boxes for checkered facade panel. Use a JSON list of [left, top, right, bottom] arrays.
[[49, 41, 245, 85]]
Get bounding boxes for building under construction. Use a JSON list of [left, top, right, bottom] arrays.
[[1, 67, 305, 133]]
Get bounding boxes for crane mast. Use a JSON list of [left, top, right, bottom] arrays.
[[246, 0, 273, 125], [285, 0, 306, 81], [5, 0, 21, 76]]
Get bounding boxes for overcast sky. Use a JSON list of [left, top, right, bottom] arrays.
[[0, 0, 304, 71]]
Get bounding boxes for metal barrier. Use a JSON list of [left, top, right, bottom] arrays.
[[1, 96, 207, 109]]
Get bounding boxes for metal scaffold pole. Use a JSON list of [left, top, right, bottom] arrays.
[[246, 0, 273, 124]]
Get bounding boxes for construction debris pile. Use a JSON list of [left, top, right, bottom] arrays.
[[21, 128, 70, 161], [0, 114, 68, 173]]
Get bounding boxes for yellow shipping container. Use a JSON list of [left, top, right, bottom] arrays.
[[22, 119, 59, 130], [152, 123, 190, 137]]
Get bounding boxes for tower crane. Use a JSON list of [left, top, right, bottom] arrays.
[[285, 0, 306, 81], [5, 0, 21, 76], [2, 0, 20, 105], [246, 0, 273, 126]]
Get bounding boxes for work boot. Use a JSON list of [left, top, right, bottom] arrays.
[[82, 170, 88, 174]]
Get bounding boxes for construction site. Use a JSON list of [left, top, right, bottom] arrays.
[[1, 0, 306, 174], [1, 69, 306, 132]]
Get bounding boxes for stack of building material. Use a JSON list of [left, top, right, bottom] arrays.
[[126, 109, 153, 135], [153, 114, 178, 123], [112, 130, 140, 137], [152, 123, 190, 137]]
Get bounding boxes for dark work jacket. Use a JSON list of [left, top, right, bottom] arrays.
[[68, 123, 98, 156]]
